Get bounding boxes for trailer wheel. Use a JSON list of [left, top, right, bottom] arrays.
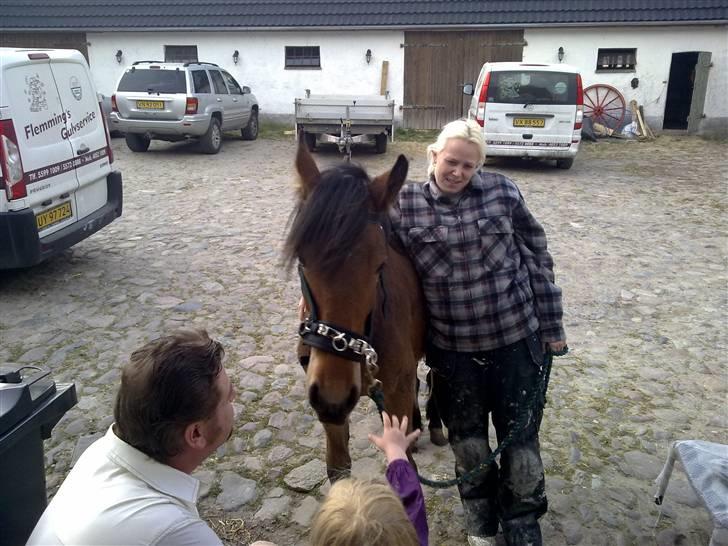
[[304, 132, 316, 151], [375, 133, 388, 154]]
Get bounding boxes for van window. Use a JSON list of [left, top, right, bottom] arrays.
[[487, 71, 577, 105], [117, 69, 186, 94]]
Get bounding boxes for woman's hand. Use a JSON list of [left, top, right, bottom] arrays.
[[368, 412, 421, 463]]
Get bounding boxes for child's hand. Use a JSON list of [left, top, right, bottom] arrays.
[[368, 412, 421, 463]]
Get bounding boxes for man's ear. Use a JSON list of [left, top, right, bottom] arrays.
[[183, 421, 208, 450]]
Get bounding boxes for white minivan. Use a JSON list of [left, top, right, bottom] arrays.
[[0, 48, 122, 269], [465, 62, 583, 169]]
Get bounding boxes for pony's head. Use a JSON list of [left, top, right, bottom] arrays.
[[284, 136, 408, 425]]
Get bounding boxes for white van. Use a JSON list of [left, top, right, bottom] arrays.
[[465, 62, 583, 169], [0, 48, 122, 269]]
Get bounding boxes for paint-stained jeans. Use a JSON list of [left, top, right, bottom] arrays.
[[427, 333, 547, 538]]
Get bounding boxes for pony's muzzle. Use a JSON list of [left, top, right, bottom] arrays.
[[308, 382, 359, 425]]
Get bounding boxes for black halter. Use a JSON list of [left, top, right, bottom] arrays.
[[297, 213, 390, 369]]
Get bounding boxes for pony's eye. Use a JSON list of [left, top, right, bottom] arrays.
[[376, 263, 385, 273]]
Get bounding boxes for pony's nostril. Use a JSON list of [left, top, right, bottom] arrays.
[[307, 382, 359, 425]]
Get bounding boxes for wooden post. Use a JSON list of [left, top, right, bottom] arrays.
[[639, 105, 655, 139], [630, 99, 646, 138], [380, 60, 389, 96]]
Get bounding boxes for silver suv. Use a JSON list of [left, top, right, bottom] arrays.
[[110, 61, 258, 154]]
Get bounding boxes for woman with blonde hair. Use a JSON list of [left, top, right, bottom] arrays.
[[310, 413, 428, 546], [390, 118, 566, 546]]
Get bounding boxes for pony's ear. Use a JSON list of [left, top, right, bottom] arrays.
[[295, 131, 320, 199], [370, 154, 409, 211]]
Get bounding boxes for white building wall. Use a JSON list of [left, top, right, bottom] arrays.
[[87, 30, 405, 121], [523, 25, 728, 134]]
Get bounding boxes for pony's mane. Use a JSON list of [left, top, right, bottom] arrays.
[[284, 163, 371, 275]]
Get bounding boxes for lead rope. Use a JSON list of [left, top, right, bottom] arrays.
[[365, 263, 388, 414], [364, 361, 386, 413], [417, 346, 568, 488]]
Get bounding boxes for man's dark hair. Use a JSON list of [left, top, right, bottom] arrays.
[[114, 329, 224, 462]]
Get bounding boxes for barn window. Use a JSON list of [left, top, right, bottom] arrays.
[[165, 45, 199, 63], [596, 48, 637, 71], [285, 46, 321, 69]]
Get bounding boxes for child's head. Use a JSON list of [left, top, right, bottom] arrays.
[[310, 478, 419, 546]]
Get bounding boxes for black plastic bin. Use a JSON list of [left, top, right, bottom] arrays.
[[0, 366, 77, 546]]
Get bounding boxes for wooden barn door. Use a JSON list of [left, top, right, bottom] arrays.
[[402, 30, 524, 129]]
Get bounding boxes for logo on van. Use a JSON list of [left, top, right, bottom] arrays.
[[25, 74, 48, 112], [70, 76, 82, 101]]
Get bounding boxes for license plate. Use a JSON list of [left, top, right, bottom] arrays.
[[136, 100, 164, 110], [36, 201, 72, 230], [513, 118, 545, 128]]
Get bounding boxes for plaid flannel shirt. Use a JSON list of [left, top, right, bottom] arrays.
[[390, 170, 564, 352]]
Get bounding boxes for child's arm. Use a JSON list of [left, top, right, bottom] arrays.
[[369, 413, 429, 545]]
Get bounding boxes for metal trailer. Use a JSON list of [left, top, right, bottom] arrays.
[[294, 91, 395, 159]]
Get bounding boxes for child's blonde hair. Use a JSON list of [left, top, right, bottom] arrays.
[[309, 478, 419, 546], [426, 118, 486, 178]]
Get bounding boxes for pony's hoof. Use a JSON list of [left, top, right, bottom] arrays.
[[429, 428, 448, 446]]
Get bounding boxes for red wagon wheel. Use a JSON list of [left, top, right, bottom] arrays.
[[583, 84, 626, 130]]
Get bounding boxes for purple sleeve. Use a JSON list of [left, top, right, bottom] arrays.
[[386, 459, 429, 546]]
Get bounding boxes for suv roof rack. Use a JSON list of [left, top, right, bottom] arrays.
[[183, 61, 219, 67], [132, 60, 165, 65]]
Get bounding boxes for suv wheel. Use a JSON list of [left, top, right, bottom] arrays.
[[375, 133, 388, 154], [200, 117, 222, 154], [125, 133, 150, 152], [241, 109, 258, 140], [556, 158, 574, 169]]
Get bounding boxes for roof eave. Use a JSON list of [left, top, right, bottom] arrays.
[[2, 20, 726, 33]]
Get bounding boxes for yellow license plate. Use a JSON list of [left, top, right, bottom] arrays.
[[36, 201, 72, 230], [513, 118, 545, 128], [137, 100, 164, 110]]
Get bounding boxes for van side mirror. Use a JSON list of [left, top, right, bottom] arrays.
[[242, 86, 251, 94], [462, 83, 474, 96]]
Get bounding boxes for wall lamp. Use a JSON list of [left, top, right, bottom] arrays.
[[557, 46, 564, 63], [233, 50, 240, 64], [365, 48, 372, 64], [115, 49, 123, 64]]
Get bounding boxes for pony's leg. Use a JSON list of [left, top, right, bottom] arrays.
[[382, 369, 419, 471], [322, 421, 351, 483]]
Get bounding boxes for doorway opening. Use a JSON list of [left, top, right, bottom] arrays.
[[663, 52, 699, 130]]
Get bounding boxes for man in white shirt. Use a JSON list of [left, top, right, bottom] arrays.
[[28, 329, 235, 546]]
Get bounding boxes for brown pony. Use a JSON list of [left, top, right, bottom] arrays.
[[284, 138, 426, 482]]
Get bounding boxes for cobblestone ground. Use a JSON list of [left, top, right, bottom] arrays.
[[1, 133, 726, 546]]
